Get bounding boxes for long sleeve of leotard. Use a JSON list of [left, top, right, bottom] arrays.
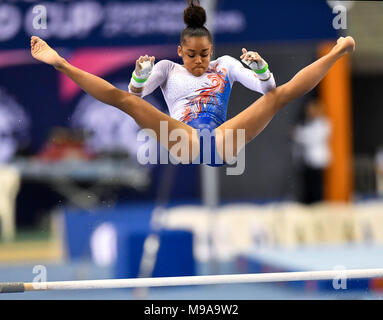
[[128, 59, 173, 98], [220, 55, 276, 94]]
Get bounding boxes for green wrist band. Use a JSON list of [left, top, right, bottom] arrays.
[[254, 63, 268, 75], [132, 72, 148, 83]]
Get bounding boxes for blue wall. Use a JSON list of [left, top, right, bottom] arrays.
[[1, 0, 337, 50]]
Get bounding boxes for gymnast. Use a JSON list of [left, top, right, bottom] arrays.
[[30, 0, 355, 167]]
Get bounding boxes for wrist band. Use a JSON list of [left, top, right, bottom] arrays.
[[130, 71, 148, 88], [253, 62, 268, 74], [132, 71, 148, 83]]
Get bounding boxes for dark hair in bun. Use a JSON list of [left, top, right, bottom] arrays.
[[180, 0, 212, 44]]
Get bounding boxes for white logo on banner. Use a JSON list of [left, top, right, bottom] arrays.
[[0, 4, 22, 41], [1, 1, 245, 41]]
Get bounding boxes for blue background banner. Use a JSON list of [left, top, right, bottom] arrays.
[[1, 0, 337, 50]]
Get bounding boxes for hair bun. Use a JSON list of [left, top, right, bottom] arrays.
[[183, 0, 206, 28]]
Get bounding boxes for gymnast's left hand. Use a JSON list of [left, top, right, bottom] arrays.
[[240, 48, 266, 70]]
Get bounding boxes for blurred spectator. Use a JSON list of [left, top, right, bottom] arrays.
[[0, 88, 30, 163], [0, 89, 28, 241], [0, 165, 20, 241], [374, 146, 383, 196], [36, 127, 93, 162], [292, 98, 331, 204]]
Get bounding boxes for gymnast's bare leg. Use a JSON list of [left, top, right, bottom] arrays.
[[30, 36, 200, 162]]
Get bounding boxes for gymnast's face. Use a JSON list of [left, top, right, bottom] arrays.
[[178, 36, 213, 77]]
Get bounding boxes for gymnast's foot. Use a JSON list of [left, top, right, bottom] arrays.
[[30, 36, 63, 68], [332, 36, 355, 57]]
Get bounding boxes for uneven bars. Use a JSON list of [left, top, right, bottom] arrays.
[[1, 268, 383, 293]]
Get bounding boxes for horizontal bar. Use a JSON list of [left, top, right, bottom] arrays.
[[0, 282, 25, 293], [0, 268, 376, 293]]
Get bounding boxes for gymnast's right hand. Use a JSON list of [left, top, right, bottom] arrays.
[[30, 36, 63, 68], [134, 55, 155, 80], [130, 55, 155, 89]]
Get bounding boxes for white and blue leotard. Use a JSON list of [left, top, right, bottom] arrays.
[[129, 55, 276, 166]]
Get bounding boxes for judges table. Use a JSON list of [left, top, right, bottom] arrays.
[[10, 157, 151, 209]]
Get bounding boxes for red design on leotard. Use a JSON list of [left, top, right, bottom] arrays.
[[181, 63, 228, 123]]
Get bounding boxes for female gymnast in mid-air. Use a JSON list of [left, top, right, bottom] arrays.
[[30, 0, 355, 167]]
